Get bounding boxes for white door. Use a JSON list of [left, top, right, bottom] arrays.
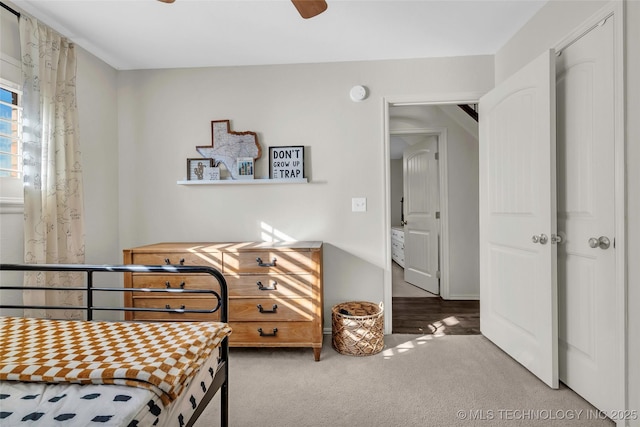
[[403, 137, 440, 294], [556, 16, 621, 414], [479, 50, 559, 388]]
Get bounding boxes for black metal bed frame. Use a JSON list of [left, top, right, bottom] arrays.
[[0, 263, 229, 427]]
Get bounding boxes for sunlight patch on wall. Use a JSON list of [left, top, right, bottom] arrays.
[[261, 221, 295, 242]]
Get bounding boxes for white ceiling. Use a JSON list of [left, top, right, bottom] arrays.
[[11, 0, 547, 71]]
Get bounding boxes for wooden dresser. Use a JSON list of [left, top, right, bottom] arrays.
[[123, 241, 323, 361]]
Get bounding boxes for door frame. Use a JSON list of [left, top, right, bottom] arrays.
[[382, 93, 484, 334], [553, 0, 626, 417]]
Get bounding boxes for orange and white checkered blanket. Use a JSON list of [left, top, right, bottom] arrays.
[[0, 316, 231, 405]]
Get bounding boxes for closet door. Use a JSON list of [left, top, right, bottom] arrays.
[[479, 50, 558, 388], [556, 15, 621, 415]]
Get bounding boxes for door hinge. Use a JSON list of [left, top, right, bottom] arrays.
[[435, 211, 440, 219], [436, 270, 441, 279], [435, 152, 439, 160]]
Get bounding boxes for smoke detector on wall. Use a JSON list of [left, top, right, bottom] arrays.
[[350, 85, 368, 102]]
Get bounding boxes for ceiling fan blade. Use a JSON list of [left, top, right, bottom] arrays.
[[291, 0, 327, 19]]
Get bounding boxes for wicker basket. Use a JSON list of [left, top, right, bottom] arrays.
[[332, 301, 384, 356]]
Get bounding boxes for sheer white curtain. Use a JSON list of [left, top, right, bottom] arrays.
[[20, 15, 85, 319]]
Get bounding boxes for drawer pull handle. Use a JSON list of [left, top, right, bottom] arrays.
[[164, 258, 185, 265], [165, 281, 186, 289], [258, 327, 278, 337], [165, 304, 186, 312], [257, 304, 278, 313], [256, 281, 277, 291], [256, 257, 277, 267]]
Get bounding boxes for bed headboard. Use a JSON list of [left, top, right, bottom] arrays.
[[0, 263, 228, 322]]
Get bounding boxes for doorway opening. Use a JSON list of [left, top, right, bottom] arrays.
[[385, 102, 481, 335]]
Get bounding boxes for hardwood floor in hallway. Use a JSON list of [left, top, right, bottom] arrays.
[[392, 297, 480, 335]]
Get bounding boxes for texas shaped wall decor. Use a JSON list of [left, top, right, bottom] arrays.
[[196, 120, 262, 179]]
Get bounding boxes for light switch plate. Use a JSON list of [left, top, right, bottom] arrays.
[[352, 197, 367, 212]]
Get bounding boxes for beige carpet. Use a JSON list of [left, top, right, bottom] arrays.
[[196, 334, 613, 427]]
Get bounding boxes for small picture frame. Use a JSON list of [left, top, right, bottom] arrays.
[[269, 146, 304, 179], [187, 158, 214, 180], [236, 157, 254, 180], [208, 167, 220, 181]]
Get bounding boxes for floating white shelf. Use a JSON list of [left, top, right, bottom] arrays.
[[177, 178, 308, 185]]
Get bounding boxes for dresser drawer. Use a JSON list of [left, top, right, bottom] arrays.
[[130, 252, 222, 269], [229, 298, 313, 322], [225, 274, 314, 298], [391, 247, 403, 260], [391, 228, 405, 243], [131, 297, 222, 321], [391, 239, 403, 252], [131, 274, 221, 295], [228, 321, 316, 345], [223, 250, 315, 274]]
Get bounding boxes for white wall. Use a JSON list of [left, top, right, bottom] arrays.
[[77, 48, 120, 265], [75, 46, 122, 319], [495, 0, 609, 84], [496, 0, 639, 422], [0, 6, 20, 83], [0, 207, 23, 316], [624, 1, 640, 424], [116, 56, 494, 328]]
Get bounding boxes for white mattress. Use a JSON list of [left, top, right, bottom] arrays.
[[0, 350, 223, 427]]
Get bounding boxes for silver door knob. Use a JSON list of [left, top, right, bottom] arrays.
[[532, 234, 548, 244], [588, 236, 611, 250], [551, 234, 563, 244]]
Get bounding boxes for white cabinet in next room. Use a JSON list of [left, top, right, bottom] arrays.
[[391, 226, 405, 268]]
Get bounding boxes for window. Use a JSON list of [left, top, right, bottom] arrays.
[[0, 80, 23, 207], [0, 83, 21, 178]]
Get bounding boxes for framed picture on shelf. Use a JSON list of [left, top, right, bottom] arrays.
[[208, 166, 220, 180], [236, 157, 254, 180], [269, 146, 304, 179], [187, 158, 214, 181]]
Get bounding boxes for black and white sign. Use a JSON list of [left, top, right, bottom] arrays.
[[269, 146, 304, 179]]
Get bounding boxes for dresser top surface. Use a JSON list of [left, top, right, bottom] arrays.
[[125, 241, 323, 253]]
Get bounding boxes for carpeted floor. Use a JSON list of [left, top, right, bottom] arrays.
[[196, 334, 613, 427]]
